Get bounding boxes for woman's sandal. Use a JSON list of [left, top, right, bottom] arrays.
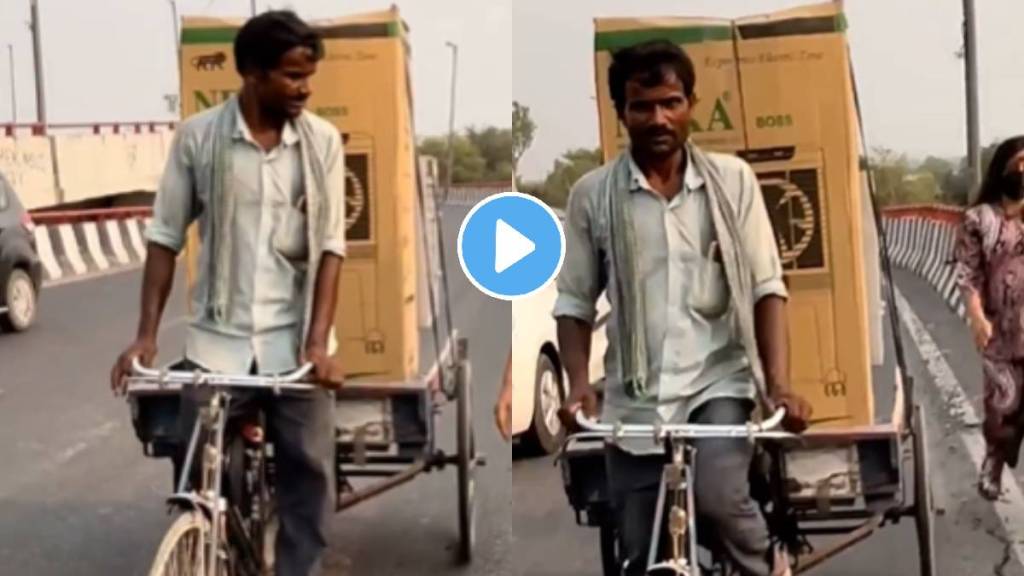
[[978, 455, 1004, 501]]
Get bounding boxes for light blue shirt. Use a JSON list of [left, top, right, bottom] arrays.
[[554, 149, 788, 454], [146, 104, 346, 375]]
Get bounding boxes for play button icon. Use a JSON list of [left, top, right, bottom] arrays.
[[495, 219, 535, 274], [457, 192, 565, 301]]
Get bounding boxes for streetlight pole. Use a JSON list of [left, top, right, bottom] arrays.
[[7, 44, 16, 124], [444, 41, 458, 203], [250, 0, 257, 16], [963, 0, 981, 195], [168, 0, 180, 68], [30, 0, 47, 131]]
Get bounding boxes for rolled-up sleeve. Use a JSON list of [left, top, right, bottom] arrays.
[[320, 128, 347, 258], [145, 128, 196, 254], [737, 162, 788, 302], [553, 179, 602, 324], [954, 209, 985, 296]]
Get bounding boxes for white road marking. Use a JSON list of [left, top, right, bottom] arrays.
[[896, 286, 1024, 568]]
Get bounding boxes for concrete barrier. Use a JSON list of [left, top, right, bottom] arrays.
[[0, 136, 58, 209], [881, 204, 965, 319], [1, 124, 173, 208], [30, 208, 152, 284]]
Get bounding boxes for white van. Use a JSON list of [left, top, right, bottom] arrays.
[[510, 277, 610, 455]]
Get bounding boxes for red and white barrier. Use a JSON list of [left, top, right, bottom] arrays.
[[29, 208, 152, 285], [882, 204, 965, 318]]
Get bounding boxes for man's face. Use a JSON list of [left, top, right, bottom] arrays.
[[250, 46, 318, 119], [621, 68, 693, 159]]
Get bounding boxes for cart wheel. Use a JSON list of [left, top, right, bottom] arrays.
[[913, 404, 936, 576], [455, 341, 477, 565]]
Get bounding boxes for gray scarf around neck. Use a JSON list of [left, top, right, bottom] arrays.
[[202, 95, 330, 346], [604, 142, 769, 409]]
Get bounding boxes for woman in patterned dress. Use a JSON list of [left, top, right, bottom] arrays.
[[954, 136, 1024, 500]]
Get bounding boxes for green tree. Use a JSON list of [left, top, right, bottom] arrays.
[[466, 126, 514, 182], [870, 147, 941, 206], [418, 134, 487, 184], [541, 148, 603, 208], [512, 101, 537, 186]]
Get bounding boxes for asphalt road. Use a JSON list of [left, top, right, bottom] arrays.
[[510, 267, 1024, 576], [0, 204, 512, 575]]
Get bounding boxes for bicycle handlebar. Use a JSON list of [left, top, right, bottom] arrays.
[[571, 407, 796, 441], [126, 357, 317, 393]]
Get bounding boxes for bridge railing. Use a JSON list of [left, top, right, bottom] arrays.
[[880, 203, 966, 318]]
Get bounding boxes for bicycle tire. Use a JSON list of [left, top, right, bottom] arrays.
[[147, 511, 212, 576]]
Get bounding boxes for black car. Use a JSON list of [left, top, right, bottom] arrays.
[[0, 173, 42, 332]]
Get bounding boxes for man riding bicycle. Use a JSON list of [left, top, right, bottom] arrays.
[[554, 40, 812, 576], [110, 11, 346, 576]]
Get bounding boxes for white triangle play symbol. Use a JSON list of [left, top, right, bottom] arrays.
[[495, 219, 535, 274]]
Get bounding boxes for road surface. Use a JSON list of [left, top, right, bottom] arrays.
[[0, 205, 512, 575]]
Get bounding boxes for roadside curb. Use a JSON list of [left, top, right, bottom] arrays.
[[30, 210, 151, 286]]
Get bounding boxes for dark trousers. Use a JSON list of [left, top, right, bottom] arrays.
[[171, 358, 336, 576], [605, 398, 773, 576]]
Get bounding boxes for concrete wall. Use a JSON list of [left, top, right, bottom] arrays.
[[0, 131, 170, 209], [0, 137, 58, 210]]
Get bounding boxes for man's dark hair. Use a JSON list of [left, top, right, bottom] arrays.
[[608, 40, 696, 118], [234, 10, 324, 75]]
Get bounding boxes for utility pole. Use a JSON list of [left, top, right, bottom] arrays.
[[963, 0, 981, 195], [168, 0, 180, 69], [250, 0, 257, 16], [444, 41, 458, 203], [7, 44, 15, 124], [30, 0, 47, 130]]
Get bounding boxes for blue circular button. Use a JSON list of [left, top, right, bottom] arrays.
[[457, 192, 566, 301]]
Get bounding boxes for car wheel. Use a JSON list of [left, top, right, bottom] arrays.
[[2, 269, 37, 332], [521, 352, 565, 455]]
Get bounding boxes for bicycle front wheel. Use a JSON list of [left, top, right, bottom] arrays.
[[148, 511, 211, 576]]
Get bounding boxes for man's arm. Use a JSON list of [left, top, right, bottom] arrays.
[[304, 126, 348, 386], [553, 177, 603, 424], [754, 294, 789, 395], [303, 253, 343, 385], [737, 161, 811, 430], [111, 127, 195, 394], [557, 317, 594, 398], [110, 244, 179, 394]]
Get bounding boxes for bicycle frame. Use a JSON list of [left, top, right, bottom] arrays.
[[126, 360, 314, 576], [571, 409, 795, 576]]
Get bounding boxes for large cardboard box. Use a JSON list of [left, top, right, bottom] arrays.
[[594, 2, 876, 427], [178, 8, 419, 383]]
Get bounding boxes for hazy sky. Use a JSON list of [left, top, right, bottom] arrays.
[[0, 0, 511, 138], [509, 0, 1024, 179], [3, 1, 1024, 182]]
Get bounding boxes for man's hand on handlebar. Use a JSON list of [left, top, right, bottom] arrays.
[[769, 389, 813, 434], [558, 384, 598, 433], [111, 338, 158, 397], [302, 343, 343, 390]]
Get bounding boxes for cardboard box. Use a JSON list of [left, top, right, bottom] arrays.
[[593, 2, 876, 427], [179, 8, 419, 383]]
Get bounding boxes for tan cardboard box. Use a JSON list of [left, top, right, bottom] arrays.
[[593, 2, 875, 427], [179, 8, 419, 383]]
